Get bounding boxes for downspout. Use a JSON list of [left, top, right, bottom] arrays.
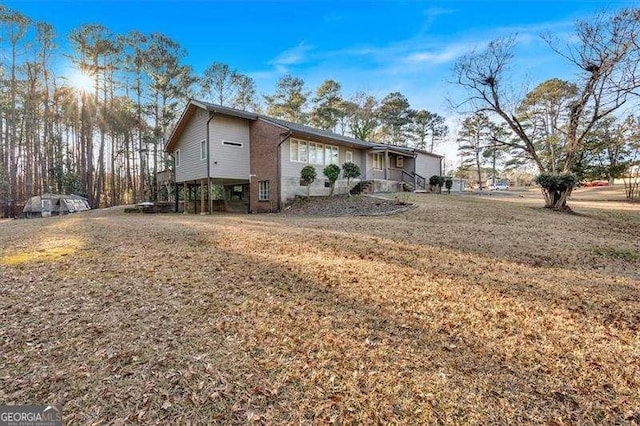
[[413, 151, 417, 188], [206, 111, 216, 214], [174, 154, 179, 212], [276, 131, 293, 212]]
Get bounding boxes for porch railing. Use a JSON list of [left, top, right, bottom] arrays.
[[400, 170, 427, 190], [401, 170, 414, 186]]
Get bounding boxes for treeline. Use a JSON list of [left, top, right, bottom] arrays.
[[0, 5, 448, 216], [0, 7, 199, 215]]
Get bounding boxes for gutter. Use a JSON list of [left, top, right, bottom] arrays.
[[276, 131, 293, 212], [206, 111, 216, 214]]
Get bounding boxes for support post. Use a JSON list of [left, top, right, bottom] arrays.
[[207, 177, 212, 215], [384, 150, 389, 180], [200, 179, 206, 214], [174, 181, 179, 212], [183, 182, 188, 214]]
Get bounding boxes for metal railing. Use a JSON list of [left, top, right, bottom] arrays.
[[401, 170, 415, 186]]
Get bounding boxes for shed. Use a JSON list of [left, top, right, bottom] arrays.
[[22, 194, 91, 218]]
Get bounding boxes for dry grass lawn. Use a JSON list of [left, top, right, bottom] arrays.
[[1, 190, 639, 424]]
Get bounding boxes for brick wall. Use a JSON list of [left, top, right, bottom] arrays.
[[249, 119, 284, 213]]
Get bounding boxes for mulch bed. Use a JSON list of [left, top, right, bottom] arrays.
[[281, 194, 413, 216]]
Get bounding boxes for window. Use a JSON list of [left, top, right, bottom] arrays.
[[309, 142, 324, 165], [290, 138, 308, 162], [222, 140, 243, 148], [396, 156, 404, 168], [345, 150, 353, 163], [373, 153, 384, 170], [325, 145, 339, 165], [175, 149, 181, 167], [200, 140, 207, 160], [259, 180, 270, 201]]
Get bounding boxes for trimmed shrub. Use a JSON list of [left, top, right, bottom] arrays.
[[535, 172, 578, 209], [323, 164, 341, 196], [429, 175, 444, 193], [300, 165, 317, 197], [342, 162, 361, 196]]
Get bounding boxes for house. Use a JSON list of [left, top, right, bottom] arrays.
[[165, 100, 443, 213]]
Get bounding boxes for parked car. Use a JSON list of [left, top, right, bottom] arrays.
[[582, 180, 609, 187], [491, 183, 509, 190]]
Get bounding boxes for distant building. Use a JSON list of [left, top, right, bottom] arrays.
[[22, 194, 90, 218]]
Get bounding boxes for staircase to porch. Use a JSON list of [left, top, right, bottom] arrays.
[[402, 181, 415, 192], [350, 180, 373, 195], [401, 171, 427, 192]]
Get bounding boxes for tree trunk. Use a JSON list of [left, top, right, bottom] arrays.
[[541, 187, 572, 211]]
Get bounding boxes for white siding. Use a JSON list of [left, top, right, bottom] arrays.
[[415, 153, 442, 179], [209, 115, 251, 179], [174, 108, 208, 183]]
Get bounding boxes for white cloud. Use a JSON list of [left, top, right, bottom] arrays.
[[404, 42, 478, 65], [270, 42, 312, 66]]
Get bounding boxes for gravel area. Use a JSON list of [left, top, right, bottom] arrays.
[[281, 194, 413, 216]]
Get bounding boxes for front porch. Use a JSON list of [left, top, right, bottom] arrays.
[[366, 148, 427, 191]]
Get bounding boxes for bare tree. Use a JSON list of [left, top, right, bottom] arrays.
[[453, 9, 640, 210]]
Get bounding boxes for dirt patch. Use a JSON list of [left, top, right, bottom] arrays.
[[281, 194, 413, 216]]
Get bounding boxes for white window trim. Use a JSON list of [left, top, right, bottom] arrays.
[[396, 156, 404, 168], [175, 149, 181, 167], [309, 142, 324, 165], [345, 150, 353, 163], [222, 140, 243, 148], [373, 153, 384, 170], [325, 144, 339, 165], [258, 180, 270, 201], [200, 140, 207, 160], [290, 138, 308, 163]]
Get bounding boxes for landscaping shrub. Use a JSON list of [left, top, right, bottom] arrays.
[[429, 175, 444, 193], [445, 178, 453, 194], [535, 172, 578, 209], [342, 162, 361, 196], [323, 164, 341, 196], [300, 166, 317, 197]]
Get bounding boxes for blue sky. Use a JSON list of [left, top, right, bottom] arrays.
[[5, 0, 640, 163]]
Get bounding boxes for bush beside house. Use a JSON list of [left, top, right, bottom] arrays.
[[323, 164, 341, 196]]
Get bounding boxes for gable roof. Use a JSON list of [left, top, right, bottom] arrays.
[[261, 116, 374, 149], [165, 99, 443, 158]]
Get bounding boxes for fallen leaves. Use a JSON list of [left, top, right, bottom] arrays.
[[0, 194, 638, 423]]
